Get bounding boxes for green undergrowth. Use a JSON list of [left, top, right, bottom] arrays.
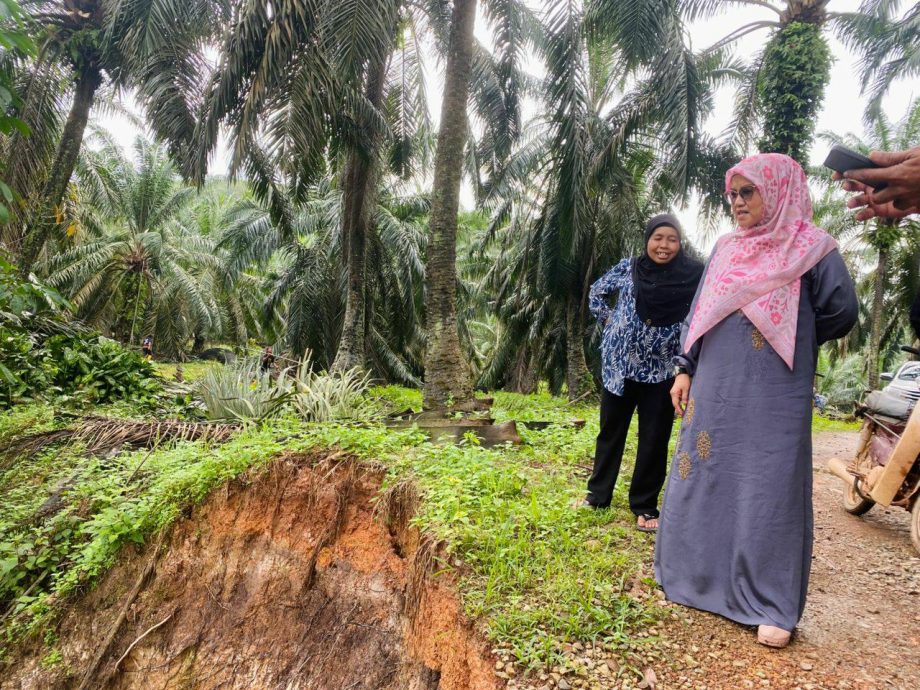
[[319, 388, 659, 668], [152, 360, 222, 383], [811, 414, 860, 433]]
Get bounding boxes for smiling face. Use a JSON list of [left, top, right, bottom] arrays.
[[646, 224, 681, 265], [728, 174, 766, 229]]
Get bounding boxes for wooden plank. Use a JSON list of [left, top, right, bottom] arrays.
[[870, 404, 920, 506], [423, 421, 522, 448]]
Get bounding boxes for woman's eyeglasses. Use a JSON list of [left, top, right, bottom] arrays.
[[726, 185, 757, 204]]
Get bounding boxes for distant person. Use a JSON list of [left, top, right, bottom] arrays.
[[260, 345, 275, 374], [834, 144, 920, 221], [656, 153, 858, 649], [141, 336, 153, 360], [579, 214, 704, 533]]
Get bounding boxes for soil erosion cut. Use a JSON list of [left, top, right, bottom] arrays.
[[2, 453, 499, 690]]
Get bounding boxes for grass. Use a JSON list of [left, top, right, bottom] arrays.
[[812, 413, 861, 433], [152, 360, 222, 383], [0, 411, 300, 646]]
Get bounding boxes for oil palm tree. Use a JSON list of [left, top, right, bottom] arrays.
[[189, 0, 534, 405], [478, 0, 734, 399], [667, 1, 916, 163], [43, 138, 251, 358], [219, 176, 430, 384], [835, 1, 920, 124], [0, 0, 34, 225], [2, 0, 230, 265]]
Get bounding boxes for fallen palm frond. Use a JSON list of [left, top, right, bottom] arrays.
[[1, 416, 240, 465]]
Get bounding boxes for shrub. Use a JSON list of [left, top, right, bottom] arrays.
[[197, 358, 285, 421], [0, 254, 161, 408], [278, 356, 378, 422]]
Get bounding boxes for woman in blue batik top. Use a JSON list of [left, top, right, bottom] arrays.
[[580, 214, 703, 532]]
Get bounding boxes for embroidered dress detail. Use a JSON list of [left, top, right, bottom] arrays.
[[696, 431, 712, 460], [589, 258, 681, 396]]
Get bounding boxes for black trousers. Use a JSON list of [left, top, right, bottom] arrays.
[[586, 378, 675, 517]]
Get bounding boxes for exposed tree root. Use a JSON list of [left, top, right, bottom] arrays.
[[76, 529, 167, 690]]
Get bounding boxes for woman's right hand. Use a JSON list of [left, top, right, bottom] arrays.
[[671, 373, 691, 416]]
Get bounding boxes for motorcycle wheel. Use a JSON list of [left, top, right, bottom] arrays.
[[843, 481, 875, 515], [911, 499, 920, 556]]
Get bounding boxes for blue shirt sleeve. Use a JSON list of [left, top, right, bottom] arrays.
[[589, 258, 632, 323]]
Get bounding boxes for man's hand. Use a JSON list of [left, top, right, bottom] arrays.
[[835, 146, 920, 220], [831, 174, 916, 221], [670, 373, 691, 417]]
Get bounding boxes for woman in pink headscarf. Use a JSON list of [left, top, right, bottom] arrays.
[[654, 153, 858, 648]]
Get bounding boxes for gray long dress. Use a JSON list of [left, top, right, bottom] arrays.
[[654, 250, 858, 631]]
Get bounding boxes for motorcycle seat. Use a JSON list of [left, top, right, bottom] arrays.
[[862, 390, 912, 421]]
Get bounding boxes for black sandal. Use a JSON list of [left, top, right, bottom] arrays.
[[636, 514, 659, 533]]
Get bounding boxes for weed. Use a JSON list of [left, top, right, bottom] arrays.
[[40, 648, 62, 669]]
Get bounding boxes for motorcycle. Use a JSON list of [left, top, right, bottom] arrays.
[[827, 346, 920, 555]]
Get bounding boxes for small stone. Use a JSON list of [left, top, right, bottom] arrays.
[[558, 680, 572, 690], [800, 662, 814, 672], [495, 661, 504, 671]]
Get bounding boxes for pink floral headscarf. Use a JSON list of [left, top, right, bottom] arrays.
[[684, 153, 838, 369]]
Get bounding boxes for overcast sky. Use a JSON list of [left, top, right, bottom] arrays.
[[99, 1, 917, 251]]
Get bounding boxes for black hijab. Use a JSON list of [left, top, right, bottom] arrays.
[[632, 213, 704, 327]]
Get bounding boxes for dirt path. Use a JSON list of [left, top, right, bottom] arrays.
[[648, 431, 920, 690]]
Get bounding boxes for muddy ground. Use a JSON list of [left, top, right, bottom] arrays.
[[509, 431, 919, 690]]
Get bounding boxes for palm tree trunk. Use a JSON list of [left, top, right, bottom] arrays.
[[24, 65, 102, 268], [43, 65, 103, 218], [332, 59, 388, 373], [129, 274, 144, 347], [422, 0, 477, 410], [565, 289, 590, 401], [868, 241, 889, 389]]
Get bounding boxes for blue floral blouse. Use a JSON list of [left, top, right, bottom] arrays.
[[589, 258, 681, 396]]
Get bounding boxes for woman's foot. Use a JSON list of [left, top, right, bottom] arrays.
[[757, 625, 792, 648], [636, 514, 659, 532]]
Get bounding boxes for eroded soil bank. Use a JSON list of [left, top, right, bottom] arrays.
[[1, 452, 499, 690]]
